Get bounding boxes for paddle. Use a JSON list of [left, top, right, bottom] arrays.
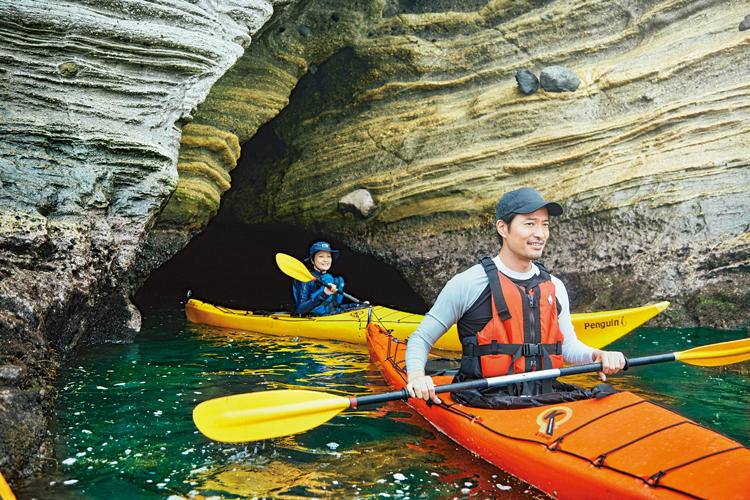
[[193, 337, 750, 442], [275, 252, 365, 304]]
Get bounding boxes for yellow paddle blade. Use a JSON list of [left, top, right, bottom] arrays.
[[675, 338, 750, 366], [193, 389, 350, 442], [276, 253, 315, 283]]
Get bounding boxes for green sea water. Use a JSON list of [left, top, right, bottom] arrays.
[[15, 307, 749, 499]]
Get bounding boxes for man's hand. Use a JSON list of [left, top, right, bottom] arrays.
[[323, 283, 338, 296], [592, 350, 626, 382], [406, 370, 442, 404]]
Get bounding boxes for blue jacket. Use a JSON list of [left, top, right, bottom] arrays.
[[292, 269, 345, 315]]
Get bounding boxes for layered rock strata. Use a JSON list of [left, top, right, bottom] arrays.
[[166, 0, 750, 327], [0, 0, 279, 480]]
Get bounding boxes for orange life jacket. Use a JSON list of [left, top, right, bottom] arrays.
[[458, 257, 564, 393]]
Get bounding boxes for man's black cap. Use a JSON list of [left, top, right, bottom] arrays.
[[496, 187, 563, 220]]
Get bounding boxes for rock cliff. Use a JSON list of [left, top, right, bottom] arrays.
[[1, 0, 749, 483], [0, 0, 279, 480], [162, 0, 750, 327]]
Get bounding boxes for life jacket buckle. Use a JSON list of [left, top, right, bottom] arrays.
[[523, 343, 542, 357]]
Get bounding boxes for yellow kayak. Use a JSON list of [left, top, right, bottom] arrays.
[[185, 298, 668, 351]]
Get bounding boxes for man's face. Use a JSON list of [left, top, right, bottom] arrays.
[[312, 251, 333, 272], [497, 207, 550, 263]]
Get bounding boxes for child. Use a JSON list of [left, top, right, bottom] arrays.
[[293, 241, 348, 315]]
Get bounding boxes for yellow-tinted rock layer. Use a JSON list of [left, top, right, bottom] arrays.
[[164, 0, 750, 324]]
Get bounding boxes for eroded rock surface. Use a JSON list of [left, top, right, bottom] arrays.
[[0, 0, 279, 480], [166, 0, 750, 327]]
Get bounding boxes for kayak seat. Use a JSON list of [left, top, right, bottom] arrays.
[[425, 357, 460, 377], [452, 381, 619, 410], [253, 310, 290, 316]]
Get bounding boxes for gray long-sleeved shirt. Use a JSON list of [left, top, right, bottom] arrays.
[[405, 255, 596, 374]]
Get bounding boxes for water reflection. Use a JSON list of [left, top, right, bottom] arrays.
[[14, 309, 748, 499]]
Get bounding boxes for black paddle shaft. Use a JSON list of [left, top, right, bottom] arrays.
[[553, 352, 678, 376], [350, 353, 678, 409], [315, 278, 363, 304], [351, 378, 495, 408]]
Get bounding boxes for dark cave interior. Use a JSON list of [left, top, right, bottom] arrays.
[[134, 221, 428, 314]]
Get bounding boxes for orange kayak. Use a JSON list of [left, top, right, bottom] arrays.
[[366, 323, 750, 499]]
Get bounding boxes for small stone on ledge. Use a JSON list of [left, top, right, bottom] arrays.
[[58, 61, 79, 78], [515, 69, 539, 95], [540, 65, 580, 92], [338, 189, 377, 218]]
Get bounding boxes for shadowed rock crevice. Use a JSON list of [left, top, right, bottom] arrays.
[[217, 45, 376, 225]]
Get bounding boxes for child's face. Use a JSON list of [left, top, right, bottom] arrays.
[[312, 251, 333, 272]]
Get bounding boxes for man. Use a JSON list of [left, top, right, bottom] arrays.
[[406, 187, 625, 405]]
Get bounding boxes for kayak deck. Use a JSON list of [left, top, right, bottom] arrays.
[[366, 323, 750, 499], [185, 298, 669, 351], [185, 299, 412, 344]]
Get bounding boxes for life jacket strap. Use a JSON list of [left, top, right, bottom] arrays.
[[480, 257, 511, 321], [475, 341, 561, 357]]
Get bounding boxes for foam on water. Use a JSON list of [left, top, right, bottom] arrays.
[[14, 308, 749, 499]]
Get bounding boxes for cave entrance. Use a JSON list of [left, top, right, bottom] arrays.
[[135, 39, 427, 317], [134, 222, 427, 314]]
